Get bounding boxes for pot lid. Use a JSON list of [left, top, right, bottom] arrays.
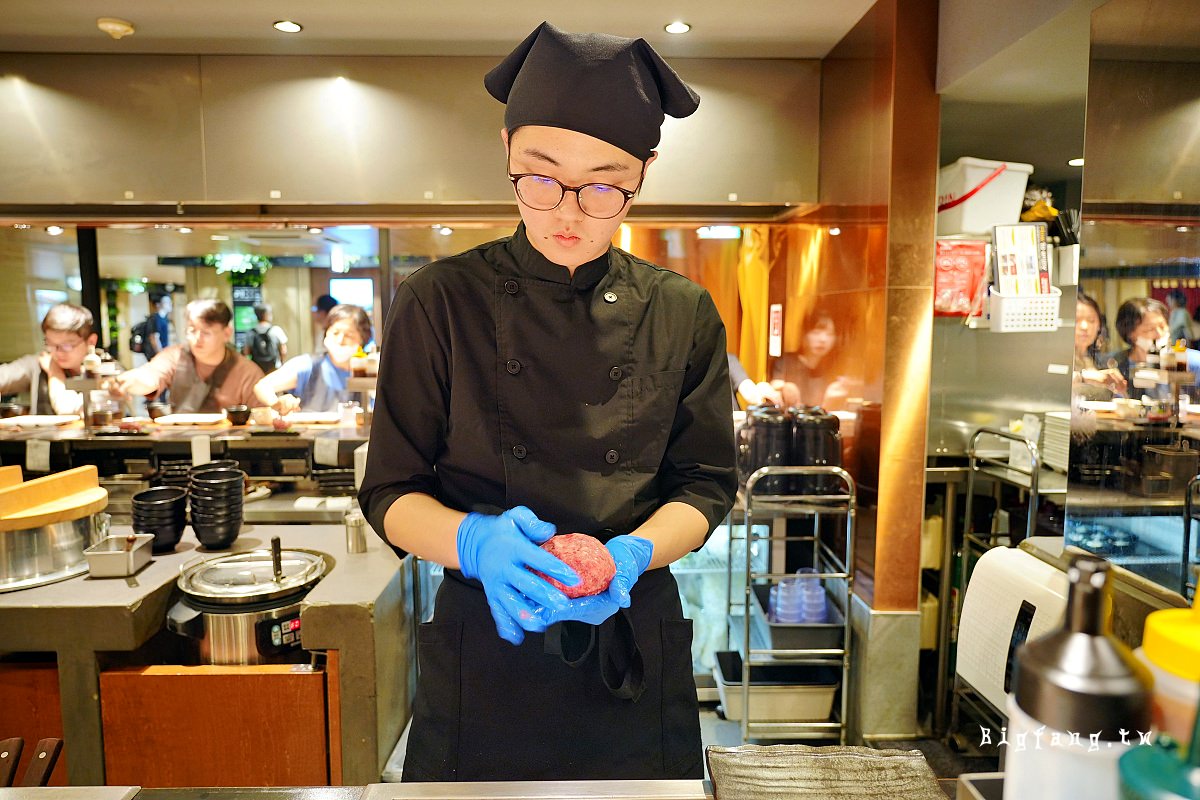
[[177, 547, 329, 605]]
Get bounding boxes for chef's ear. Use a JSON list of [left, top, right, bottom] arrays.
[[500, 127, 510, 155]]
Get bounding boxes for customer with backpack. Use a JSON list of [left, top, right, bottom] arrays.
[[243, 304, 288, 373]]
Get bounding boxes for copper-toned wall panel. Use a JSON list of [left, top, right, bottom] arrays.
[[875, 286, 934, 610]]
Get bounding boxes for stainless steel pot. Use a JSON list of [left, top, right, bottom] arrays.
[[166, 538, 330, 665], [0, 514, 105, 593]]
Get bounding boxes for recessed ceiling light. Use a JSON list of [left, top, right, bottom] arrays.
[[97, 17, 135, 40], [1068, 157, 1085, 167], [13, 224, 31, 230], [153, 223, 171, 230], [829, 227, 842, 236], [177, 226, 193, 234], [273, 20, 302, 34], [45, 225, 64, 236], [308, 227, 323, 234], [1177, 226, 1191, 233], [438, 227, 454, 236], [664, 21, 691, 34], [210, 234, 229, 241]]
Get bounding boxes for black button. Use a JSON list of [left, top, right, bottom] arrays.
[[609, 366, 623, 381], [506, 359, 521, 374], [513, 445, 527, 459], [605, 449, 619, 464], [504, 280, 519, 295], [603, 291, 618, 304]]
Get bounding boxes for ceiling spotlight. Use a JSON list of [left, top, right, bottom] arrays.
[[273, 20, 303, 33], [664, 21, 691, 34], [307, 226, 324, 234], [153, 224, 171, 230], [45, 225, 64, 236], [177, 226, 193, 234], [13, 224, 31, 230], [97, 17, 135, 40], [438, 227, 454, 236], [1177, 226, 1191, 233], [829, 227, 842, 236], [1068, 157, 1085, 167], [210, 234, 229, 241]]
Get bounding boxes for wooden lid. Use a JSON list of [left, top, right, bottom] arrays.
[[0, 465, 108, 532]]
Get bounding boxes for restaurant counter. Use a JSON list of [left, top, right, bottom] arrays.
[[0, 525, 410, 787]]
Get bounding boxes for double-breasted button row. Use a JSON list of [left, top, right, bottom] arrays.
[[512, 444, 527, 459], [605, 449, 620, 464], [609, 366, 623, 381], [506, 359, 522, 375], [504, 280, 519, 295]]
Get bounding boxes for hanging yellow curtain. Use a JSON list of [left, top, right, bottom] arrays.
[[783, 225, 825, 352], [737, 225, 772, 383]]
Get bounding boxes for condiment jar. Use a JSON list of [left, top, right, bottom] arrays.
[[1136, 596, 1199, 748], [1003, 555, 1153, 800]]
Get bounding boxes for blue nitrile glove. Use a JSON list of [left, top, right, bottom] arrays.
[[605, 535, 654, 608], [533, 592, 622, 627], [456, 505, 580, 645]]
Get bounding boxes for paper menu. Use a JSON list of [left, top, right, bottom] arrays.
[[992, 222, 1050, 296]]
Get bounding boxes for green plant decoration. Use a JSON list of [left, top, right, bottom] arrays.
[[203, 253, 273, 287]]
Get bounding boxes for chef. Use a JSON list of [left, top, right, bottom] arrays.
[[359, 22, 736, 782]]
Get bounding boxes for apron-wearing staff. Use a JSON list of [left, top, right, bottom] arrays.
[[359, 21, 737, 782]]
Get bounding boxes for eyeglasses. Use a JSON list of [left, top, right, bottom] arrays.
[[508, 173, 640, 220], [43, 339, 85, 354]]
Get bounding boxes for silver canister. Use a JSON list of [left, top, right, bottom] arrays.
[[344, 509, 368, 554]]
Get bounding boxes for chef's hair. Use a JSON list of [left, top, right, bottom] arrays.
[[186, 298, 233, 328], [41, 303, 93, 338], [326, 304, 372, 347], [1115, 296, 1168, 346]]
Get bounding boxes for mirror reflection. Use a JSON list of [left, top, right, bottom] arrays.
[[1065, 0, 1200, 600]]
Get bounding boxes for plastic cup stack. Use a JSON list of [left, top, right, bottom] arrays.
[[770, 568, 827, 623]]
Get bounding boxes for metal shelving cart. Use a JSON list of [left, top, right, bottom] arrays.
[[728, 464, 855, 744], [949, 426, 1067, 743]]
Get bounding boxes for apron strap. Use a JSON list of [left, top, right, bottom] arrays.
[[543, 610, 646, 702]]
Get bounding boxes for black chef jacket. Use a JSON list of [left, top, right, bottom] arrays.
[[358, 223, 737, 781]]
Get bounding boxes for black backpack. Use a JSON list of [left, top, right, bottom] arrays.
[[249, 328, 280, 371], [129, 318, 150, 354]]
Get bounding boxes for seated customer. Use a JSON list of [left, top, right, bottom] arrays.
[[113, 299, 263, 413], [0, 303, 95, 415], [254, 304, 372, 414]]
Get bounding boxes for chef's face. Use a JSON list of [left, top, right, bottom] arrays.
[[1075, 301, 1101, 353], [185, 317, 232, 364], [503, 125, 655, 270]]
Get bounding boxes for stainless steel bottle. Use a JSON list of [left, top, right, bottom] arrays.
[[1003, 554, 1153, 800]]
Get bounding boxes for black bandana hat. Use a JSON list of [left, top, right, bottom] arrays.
[[484, 21, 700, 161]]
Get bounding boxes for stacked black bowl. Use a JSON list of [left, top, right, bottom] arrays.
[[188, 467, 245, 550], [131, 486, 188, 553]]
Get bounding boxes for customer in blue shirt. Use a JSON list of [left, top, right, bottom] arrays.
[[253, 304, 371, 414]]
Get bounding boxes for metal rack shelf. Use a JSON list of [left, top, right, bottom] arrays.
[[727, 465, 855, 744]]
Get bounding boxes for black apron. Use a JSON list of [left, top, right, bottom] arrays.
[[362, 226, 736, 781], [402, 565, 702, 781], [171, 347, 238, 413]]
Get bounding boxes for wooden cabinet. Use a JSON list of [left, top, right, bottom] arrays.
[[99, 664, 332, 787], [0, 661, 67, 786]]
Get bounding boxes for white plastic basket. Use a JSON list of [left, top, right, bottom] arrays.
[[988, 286, 1062, 332]]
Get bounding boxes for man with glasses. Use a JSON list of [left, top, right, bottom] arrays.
[[113, 299, 263, 413], [0, 303, 95, 415], [360, 22, 736, 782]]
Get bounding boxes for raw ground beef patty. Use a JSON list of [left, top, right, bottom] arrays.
[[536, 533, 617, 598]]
